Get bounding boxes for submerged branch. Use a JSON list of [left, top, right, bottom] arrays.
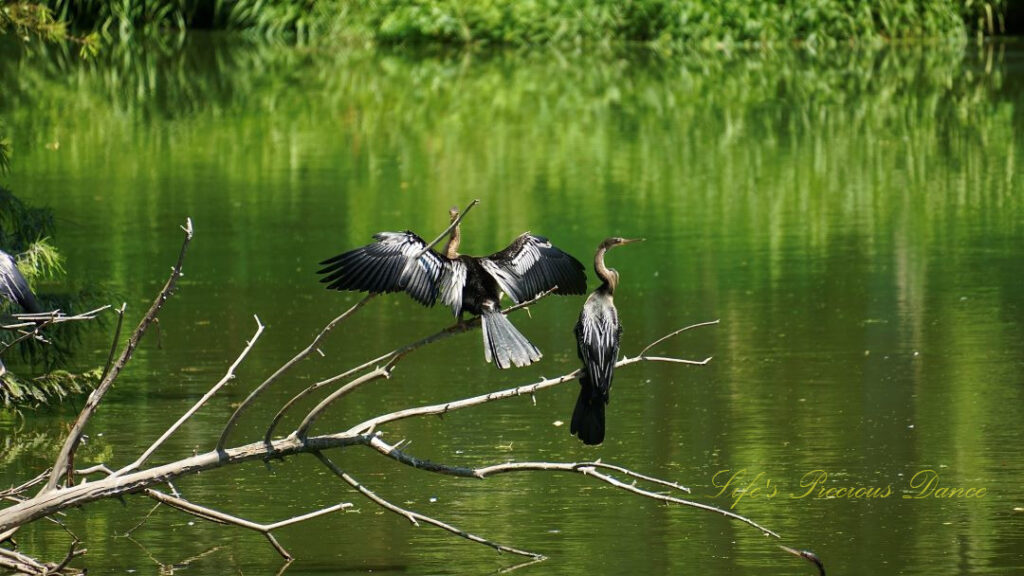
[[362, 435, 775, 536], [316, 452, 544, 560], [144, 488, 352, 560]]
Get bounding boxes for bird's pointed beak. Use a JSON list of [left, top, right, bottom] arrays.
[[779, 545, 801, 557], [779, 545, 826, 576], [621, 238, 645, 245]]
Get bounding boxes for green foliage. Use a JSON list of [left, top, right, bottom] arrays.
[[0, 188, 105, 405], [0, 1, 100, 56], [0, 367, 101, 408], [1, 414, 113, 464], [0, 185, 56, 252], [9, 0, 1008, 46], [14, 239, 64, 284], [39, 0, 354, 41], [353, 0, 1003, 47], [0, 133, 8, 176]]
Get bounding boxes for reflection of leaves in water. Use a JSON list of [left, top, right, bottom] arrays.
[[0, 425, 112, 468], [1, 368, 102, 409], [0, 38, 1015, 259]]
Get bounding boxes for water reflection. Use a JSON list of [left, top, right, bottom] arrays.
[[0, 37, 1021, 575]]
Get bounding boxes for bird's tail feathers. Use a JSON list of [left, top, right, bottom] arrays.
[[481, 309, 542, 369], [570, 374, 606, 445], [18, 290, 43, 314]]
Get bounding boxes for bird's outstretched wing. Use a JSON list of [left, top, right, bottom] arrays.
[[318, 232, 446, 307], [0, 250, 42, 313], [575, 294, 621, 399], [438, 258, 466, 317], [480, 233, 587, 304]]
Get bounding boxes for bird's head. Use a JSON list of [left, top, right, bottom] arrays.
[[600, 237, 645, 251], [448, 206, 460, 223], [780, 546, 826, 576]]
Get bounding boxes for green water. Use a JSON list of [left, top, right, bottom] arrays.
[[1, 37, 1023, 575]]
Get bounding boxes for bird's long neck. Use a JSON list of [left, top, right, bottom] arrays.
[[594, 246, 617, 295], [444, 223, 462, 259]]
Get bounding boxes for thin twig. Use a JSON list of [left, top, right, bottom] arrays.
[[0, 547, 46, 574], [0, 315, 56, 354], [636, 319, 719, 357], [316, 452, 543, 559], [121, 501, 162, 537], [144, 488, 352, 560], [0, 470, 49, 499], [0, 305, 110, 331], [369, 435, 692, 496], [219, 295, 375, 452], [494, 556, 548, 574], [637, 356, 713, 365], [344, 321, 716, 435], [581, 467, 779, 538], [48, 539, 85, 574], [99, 303, 126, 382], [293, 368, 390, 440], [363, 436, 774, 537], [116, 316, 265, 476], [416, 198, 480, 257], [45, 218, 193, 492]]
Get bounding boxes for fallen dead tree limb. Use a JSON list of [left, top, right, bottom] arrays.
[[0, 217, 823, 575]]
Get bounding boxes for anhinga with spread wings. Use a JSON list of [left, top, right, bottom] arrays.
[[318, 207, 587, 369], [0, 249, 42, 314], [570, 237, 643, 445]]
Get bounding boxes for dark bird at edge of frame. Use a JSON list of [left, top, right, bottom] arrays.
[[570, 236, 644, 446], [0, 249, 42, 314], [0, 249, 43, 378], [317, 207, 588, 369]]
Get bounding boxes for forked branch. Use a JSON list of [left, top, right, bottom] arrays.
[[44, 218, 193, 492], [0, 219, 822, 575]]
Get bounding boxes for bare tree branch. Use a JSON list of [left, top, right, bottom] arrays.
[[636, 319, 720, 357], [0, 221, 808, 573], [116, 315, 265, 476], [315, 452, 543, 559], [417, 198, 480, 257], [294, 368, 390, 440], [0, 547, 48, 574], [358, 435, 776, 537], [0, 305, 111, 332], [219, 295, 375, 452], [45, 218, 193, 492], [0, 470, 49, 500], [48, 540, 86, 574], [143, 488, 352, 560], [0, 316, 56, 353], [368, 435, 691, 493], [99, 303, 126, 382]]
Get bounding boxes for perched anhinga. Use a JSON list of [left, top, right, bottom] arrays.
[[0, 249, 42, 314], [318, 208, 587, 369], [570, 237, 643, 445]]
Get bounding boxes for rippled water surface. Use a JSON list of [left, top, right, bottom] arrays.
[[1, 37, 1023, 575]]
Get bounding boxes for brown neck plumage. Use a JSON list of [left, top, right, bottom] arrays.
[[594, 245, 618, 295], [444, 219, 461, 259]]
